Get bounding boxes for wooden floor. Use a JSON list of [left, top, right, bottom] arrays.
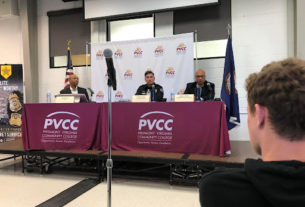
[[188, 140, 260, 163], [0, 138, 261, 183]]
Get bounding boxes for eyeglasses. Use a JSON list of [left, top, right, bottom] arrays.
[[195, 75, 205, 78]]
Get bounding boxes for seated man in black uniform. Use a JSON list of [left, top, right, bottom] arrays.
[[60, 74, 89, 102], [135, 71, 164, 102], [184, 69, 215, 101], [199, 58, 305, 207]]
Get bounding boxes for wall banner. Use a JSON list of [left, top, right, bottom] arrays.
[[91, 33, 194, 102], [0, 64, 23, 142]]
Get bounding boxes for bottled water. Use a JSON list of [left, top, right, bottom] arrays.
[[46, 93, 52, 103], [170, 92, 175, 102]]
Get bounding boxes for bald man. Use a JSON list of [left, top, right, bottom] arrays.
[[184, 69, 215, 101], [60, 74, 89, 102]]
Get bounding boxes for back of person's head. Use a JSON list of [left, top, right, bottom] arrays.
[[246, 58, 305, 141]]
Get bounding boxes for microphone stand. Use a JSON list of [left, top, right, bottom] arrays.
[[106, 78, 113, 207]]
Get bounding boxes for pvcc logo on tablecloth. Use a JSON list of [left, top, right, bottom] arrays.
[[137, 111, 174, 146], [42, 111, 80, 144], [44, 111, 80, 130], [138, 111, 174, 131]]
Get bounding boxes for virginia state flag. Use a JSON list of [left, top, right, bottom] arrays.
[[221, 36, 240, 130]]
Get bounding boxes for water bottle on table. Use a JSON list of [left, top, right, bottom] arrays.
[[46, 92, 52, 103], [170, 92, 175, 102]]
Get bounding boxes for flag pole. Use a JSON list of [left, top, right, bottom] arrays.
[[64, 40, 73, 89], [226, 23, 231, 37], [194, 30, 198, 70], [86, 41, 89, 71], [67, 40, 71, 51]]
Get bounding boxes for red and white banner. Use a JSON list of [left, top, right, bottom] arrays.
[[91, 33, 194, 102]]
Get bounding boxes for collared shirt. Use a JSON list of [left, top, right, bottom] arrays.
[[70, 86, 78, 95]]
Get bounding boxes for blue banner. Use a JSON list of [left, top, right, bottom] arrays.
[[221, 36, 240, 130]]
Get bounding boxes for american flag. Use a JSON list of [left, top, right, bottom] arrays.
[[64, 44, 73, 89]]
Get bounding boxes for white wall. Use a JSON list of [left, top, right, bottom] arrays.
[[232, 0, 288, 113], [37, 0, 90, 103], [0, 16, 23, 64], [229, 0, 289, 140], [199, 0, 289, 140], [296, 0, 305, 59]]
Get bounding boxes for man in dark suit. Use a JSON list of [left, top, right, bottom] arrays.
[[135, 71, 164, 102], [184, 69, 215, 101], [60, 74, 89, 102]]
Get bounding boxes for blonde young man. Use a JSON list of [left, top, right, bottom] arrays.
[[199, 58, 305, 207]]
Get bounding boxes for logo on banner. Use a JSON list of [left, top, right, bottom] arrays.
[[178, 89, 185, 94], [176, 43, 187, 53], [114, 49, 123, 58], [137, 111, 174, 146], [1, 65, 12, 79], [115, 91, 123, 101], [165, 67, 175, 78], [42, 111, 80, 144], [134, 47, 143, 57], [124, 69, 133, 80], [154, 45, 164, 56], [96, 50, 104, 59], [96, 91, 104, 102]]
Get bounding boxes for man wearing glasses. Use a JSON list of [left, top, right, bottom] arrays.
[[184, 69, 215, 101]]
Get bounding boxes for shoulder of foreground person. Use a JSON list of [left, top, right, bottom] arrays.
[[199, 167, 269, 207]]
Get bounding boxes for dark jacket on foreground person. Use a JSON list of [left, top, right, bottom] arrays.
[[199, 159, 305, 207]]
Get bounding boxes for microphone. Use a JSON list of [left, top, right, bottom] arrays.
[[207, 82, 212, 91], [206, 82, 213, 101], [103, 49, 117, 90]]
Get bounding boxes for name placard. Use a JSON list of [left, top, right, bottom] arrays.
[[132, 95, 151, 102], [55, 96, 76, 103], [174, 94, 194, 102]]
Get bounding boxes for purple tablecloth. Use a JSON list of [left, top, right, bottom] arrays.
[[22, 102, 230, 156], [102, 102, 230, 156], [22, 103, 101, 150]]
